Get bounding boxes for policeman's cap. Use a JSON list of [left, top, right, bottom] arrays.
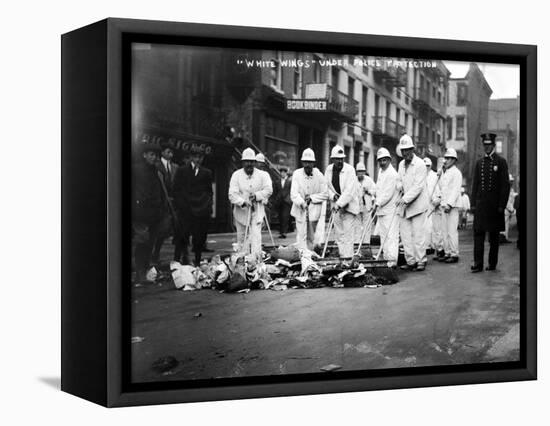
[[480, 133, 497, 144]]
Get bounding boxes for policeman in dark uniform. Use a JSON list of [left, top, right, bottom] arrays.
[[470, 133, 510, 272]]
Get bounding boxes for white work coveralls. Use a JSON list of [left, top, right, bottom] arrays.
[[425, 169, 442, 252], [228, 168, 273, 258], [436, 165, 463, 257], [503, 189, 517, 240], [355, 175, 376, 244], [374, 164, 400, 265], [290, 167, 328, 250], [458, 193, 471, 211], [397, 155, 429, 266], [325, 162, 360, 258], [458, 193, 471, 229]]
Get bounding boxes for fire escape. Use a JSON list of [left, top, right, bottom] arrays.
[[412, 67, 448, 155], [370, 60, 408, 150]]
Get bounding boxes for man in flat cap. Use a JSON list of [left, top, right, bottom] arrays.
[[470, 133, 510, 272], [172, 147, 213, 266], [132, 143, 164, 283], [272, 164, 292, 239], [152, 141, 179, 264]]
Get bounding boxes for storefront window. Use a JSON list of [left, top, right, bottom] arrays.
[[265, 138, 297, 170], [265, 115, 299, 170]]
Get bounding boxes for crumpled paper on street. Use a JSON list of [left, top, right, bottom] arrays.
[[161, 242, 396, 294], [145, 267, 158, 282], [270, 245, 301, 263], [170, 261, 198, 290], [299, 248, 323, 276]]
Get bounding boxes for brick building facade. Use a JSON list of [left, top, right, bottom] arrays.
[[131, 43, 451, 231]]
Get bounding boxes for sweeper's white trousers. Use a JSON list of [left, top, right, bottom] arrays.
[[333, 211, 356, 259], [235, 220, 262, 259], [295, 219, 319, 250], [430, 209, 444, 252], [442, 207, 459, 257], [504, 209, 514, 240], [400, 212, 427, 265], [377, 212, 399, 265]]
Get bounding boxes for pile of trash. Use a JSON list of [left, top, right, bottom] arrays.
[[143, 244, 399, 293]]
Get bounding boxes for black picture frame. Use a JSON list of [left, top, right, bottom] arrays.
[[61, 17, 537, 407]]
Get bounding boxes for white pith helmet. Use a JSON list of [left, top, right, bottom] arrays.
[[301, 148, 316, 162], [330, 145, 345, 159], [241, 147, 256, 161], [444, 148, 458, 159], [396, 134, 414, 157], [377, 147, 391, 160]]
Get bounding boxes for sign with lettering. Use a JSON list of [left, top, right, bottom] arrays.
[[305, 83, 328, 99], [285, 99, 328, 111], [135, 131, 215, 155]]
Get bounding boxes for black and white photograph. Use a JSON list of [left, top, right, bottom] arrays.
[[3, 0, 546, 422], [130, 43, 521, 383]]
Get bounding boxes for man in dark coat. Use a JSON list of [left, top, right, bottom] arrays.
[[272, 165, 292, 238], [132, 143, 164, 282], [172, 150, 213, 265], [152, 142, 179, 264], [470, 133, 510, 272]]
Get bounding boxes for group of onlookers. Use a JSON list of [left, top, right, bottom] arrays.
[[132, 143, 213, 283]]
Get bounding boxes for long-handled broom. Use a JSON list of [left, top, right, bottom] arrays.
[[321, 209, 336, 258], [263, 212, 276, 248], [354, 206, 378, 257], [242, 205, 252, 255], [361, 202, 401, 283]]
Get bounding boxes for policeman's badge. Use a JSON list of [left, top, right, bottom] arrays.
[[493, 165, 498, 172]]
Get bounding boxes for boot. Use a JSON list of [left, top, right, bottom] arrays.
[[434, 250, 446, 261]]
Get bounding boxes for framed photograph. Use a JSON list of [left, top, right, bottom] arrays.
[[61, 18, 536, 407]]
